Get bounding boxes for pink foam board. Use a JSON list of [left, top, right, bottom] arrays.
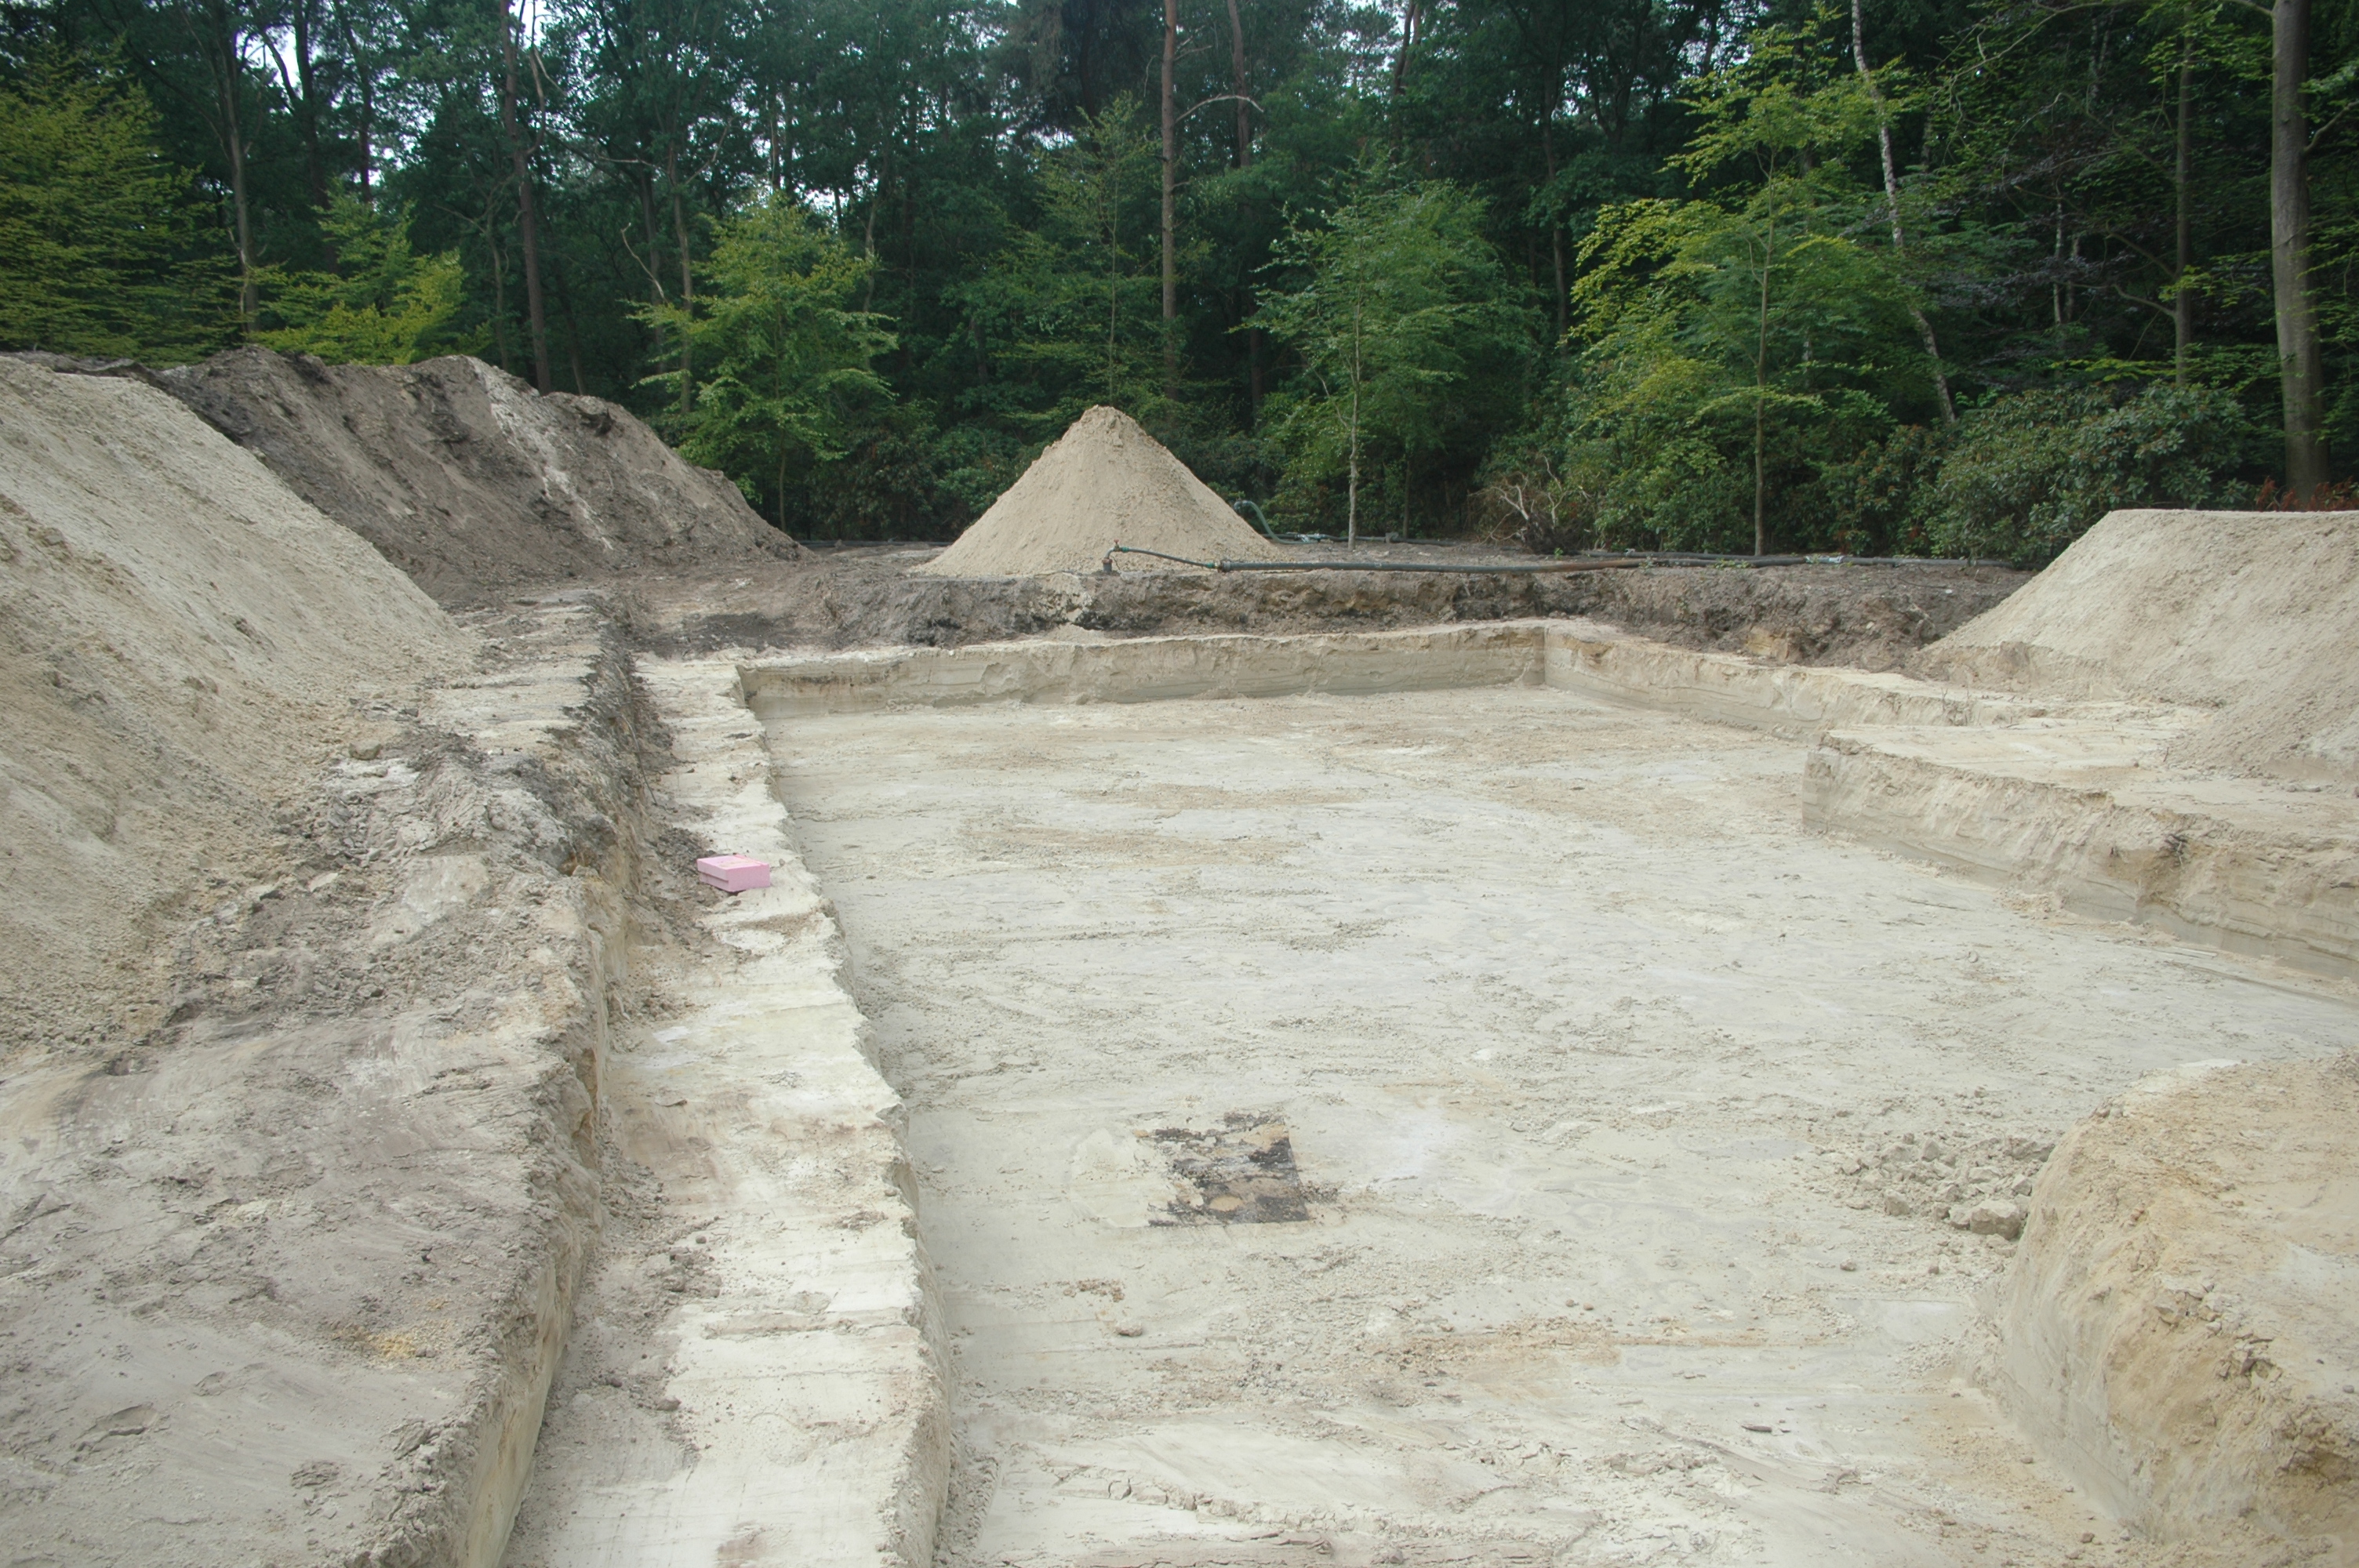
[[695, 855, 772, 893]]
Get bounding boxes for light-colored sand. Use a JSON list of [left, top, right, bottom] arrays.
[[1998, 1054, 2358, 1561], [1920, 509, 2359, 781], [770, 682, 2357, 1566], [0, 356, 471, 1058], [918, 406, 1283, 578]]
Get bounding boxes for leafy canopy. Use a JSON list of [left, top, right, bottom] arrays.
[[257, 194, 471, 364], [643, 196, 896, 521], [0, 53, 231, 361], [1259, 163, 1536, 533]]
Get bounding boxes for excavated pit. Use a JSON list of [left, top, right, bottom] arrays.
[[511, 624, 2354, 1568], [9, 344, 2351, 1568]]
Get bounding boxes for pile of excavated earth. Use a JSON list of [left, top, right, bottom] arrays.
[[1, 349, 2352, 1568], [916, 404, 1284, 576]]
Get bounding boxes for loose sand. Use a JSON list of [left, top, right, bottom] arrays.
[[1918, 509, 2359, 782], [158, 349, 798, 607], [771, 681, 2359, 1566], [918, 406, 1284, 577], [1999, 1054, 2359, 1558], [0, 355, 471, 1058]]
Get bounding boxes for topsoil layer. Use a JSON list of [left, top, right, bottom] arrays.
[[156, 349, 798, 607], [634, 543, 2030, 673]]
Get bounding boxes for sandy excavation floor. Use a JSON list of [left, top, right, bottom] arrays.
[[766, 683, 2359, 1568]]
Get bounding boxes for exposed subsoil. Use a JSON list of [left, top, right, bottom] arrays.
[[629, 543, 2030, 672], [775, 682, 2354, 1567]]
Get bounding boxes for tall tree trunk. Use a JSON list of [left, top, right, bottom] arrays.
[[1227, 0, 1264, 420], [290, 0, 326, 207], [1227, 0, 1251, 167], [1347, 300, 1363, 550], [638, 176, 666, 307], [1542, 112, 1565, 341], [669, 151, 696, 413], [1851, 0, 1954, 423], [1161, 0, 1180, 398], [214, 12, 258, 328], [1754, 215, 1775, 558], [330, 0, 373, 201], [496, 0, 552, 393], [2175, 45, 2193, 383], [1390, 0, 1419, 96], [485, 214, 512, 372], [552, 257, 587, 393], [2271, 0, 2329, 495]]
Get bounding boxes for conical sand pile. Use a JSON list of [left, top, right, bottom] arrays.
[[919, 405, 1285, 576]]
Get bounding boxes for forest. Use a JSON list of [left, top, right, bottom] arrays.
[[2, 0, 2356, 558]]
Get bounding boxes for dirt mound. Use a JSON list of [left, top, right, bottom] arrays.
[[1996, 1054, 2359, 1559], [158, 348, 798, 607], [1918, 509, 2359, 779], [918, 405, 1282, 577], [0, 356, 471, 1058]]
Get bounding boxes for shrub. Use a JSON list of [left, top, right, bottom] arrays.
[[1926, 385, 2255, 564]]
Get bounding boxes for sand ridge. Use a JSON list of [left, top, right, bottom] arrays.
[[0, 355, 471, 1058], [919, 405, 1284, 577]]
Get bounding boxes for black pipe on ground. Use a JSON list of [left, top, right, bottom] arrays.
[[1100, 545, 1962, 575]]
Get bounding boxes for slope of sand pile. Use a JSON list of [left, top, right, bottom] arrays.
[[1920, 508, 2359, 780], [919, 405, 1284, 577], [0, 356, 472, 1058], [158, 347, 798, 606], [1997, 1054, 2359, 1558]]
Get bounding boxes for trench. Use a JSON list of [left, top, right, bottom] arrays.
[[762, 677, 2356, 1567]]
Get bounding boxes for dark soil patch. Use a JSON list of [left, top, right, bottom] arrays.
[[624, 543, 2028, 673]]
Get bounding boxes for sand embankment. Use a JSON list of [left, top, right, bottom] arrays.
[[0, 354, 470, 1058], [1920, 509, 2359, 781], [159, 348, 798, 606]]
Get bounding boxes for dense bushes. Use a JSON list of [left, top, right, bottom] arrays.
[[1500, 381, 2263, 564], [1922, 387, 2256, 563]]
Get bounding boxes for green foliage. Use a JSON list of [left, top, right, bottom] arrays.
[[642, 196, 896, 529], [14, 0, 2340, 536], [256, 194, 471, 363], [953, 101, 1166, 441], [1563, 23, 1923, 553], [1927, 385, 2257, 564], [1258, 165, 1536, 537], [0, 53, 231, 361]]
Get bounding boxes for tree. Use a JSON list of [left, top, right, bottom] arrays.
[[256, 192, 468, 361], [1259, 166, 1535, 543], [641, 195, 896, 527], [1664, 24, 1906, 554], [954, 100, 1164, 439], [1566, 26, 1924, 554], [2261, 0, 2330, 493], [0, 53, 232, 359]]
